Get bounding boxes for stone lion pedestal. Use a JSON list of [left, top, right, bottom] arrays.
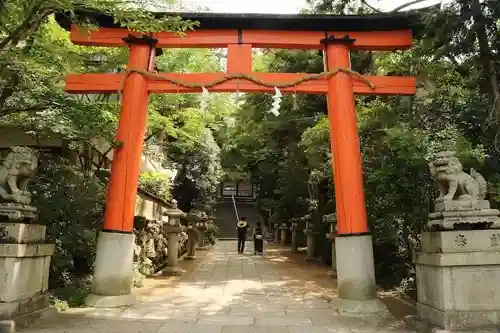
[[407, 151, 500, 332], [0, 147, 55, 332]]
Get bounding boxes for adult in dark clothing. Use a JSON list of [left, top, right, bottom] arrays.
[[253, 221, 264, 255], [236, 217, 250, 254]]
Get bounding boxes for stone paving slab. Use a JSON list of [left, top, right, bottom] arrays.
[[20, 241, 416, 333]]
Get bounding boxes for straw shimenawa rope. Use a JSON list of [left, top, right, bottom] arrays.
[[118, 67, 376, 94]]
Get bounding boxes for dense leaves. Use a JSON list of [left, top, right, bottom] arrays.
[[0, 0, 227, 305], [139, 172, 172, 202], [223, 0, 499, 290], [4, 0, 500, 298], [31, 154, 105, 288]]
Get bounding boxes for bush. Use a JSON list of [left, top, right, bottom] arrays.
[[31, 154, 105, 289], [50, 277, 92, 309], [205, 222, 219, 245], [139, 172, 172, 201]]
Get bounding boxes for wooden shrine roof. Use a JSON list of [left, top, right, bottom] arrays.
[[56, 10, 425, 34]]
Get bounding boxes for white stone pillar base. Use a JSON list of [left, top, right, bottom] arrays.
[[86, 231, 136, 308], [336, 234, 378, 300], [85, 293, 137, 308], [161, 266, 184, 276], [333, 234, 387, 314], [329, 298, 388, 315]]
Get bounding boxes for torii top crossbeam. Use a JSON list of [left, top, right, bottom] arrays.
[[56, 11, 419, 238], [57, 11, 419, 95]]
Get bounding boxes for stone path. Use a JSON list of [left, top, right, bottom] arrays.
[[21, 241, 416, 333]]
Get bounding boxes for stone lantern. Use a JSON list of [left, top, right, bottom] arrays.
[[273, 223, 281, 243], [302, 214, 318, 262], [196, 213, 210, 250], [323, 213, 337, 277], [184, 214, 200, 260], [280, 222, 290, 246], [290, 218, 301, 252], [162, 200, 186, 276]]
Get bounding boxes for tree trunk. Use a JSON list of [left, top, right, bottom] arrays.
[[471, 0, 499, 103]]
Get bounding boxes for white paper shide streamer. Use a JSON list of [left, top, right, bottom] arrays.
[[269, 86, 282, 117], [200, 87, 209, 113]]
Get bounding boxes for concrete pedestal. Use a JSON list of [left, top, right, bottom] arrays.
[[86, 231, 136, 308], [196, 229, 208, 250], [185, 227, 198, 260], [323, 214, 338, 278], [410, 230, 500, 331], [335, 235, 381, 300], [280, 224, 289, 246], [304, 229, 318, 262], [0, 222, 55, 331], [327, 232, 337, 278], [332, 235, 386, 314], [291, 229, 299, 252], [273, 225, 280, 243]]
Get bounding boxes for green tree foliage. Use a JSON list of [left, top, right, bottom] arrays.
[[139, 172, 172, 201], [31, 154, 105, 288], [0, 1, 228, 211], [148, 50, 232, 211], [223, 0, 497, 291], [0, 1, 227, 305], [0, 0, 195, 150]]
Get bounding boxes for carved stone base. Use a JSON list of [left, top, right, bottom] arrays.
[[405, 314, 500, 333], [0, 222, 54, 330], [428, 200, 500, 230], [415, 230, 500, 331], [434, 199, 491, 212], [421, 230, 500, 253], [0, 204, 37, 222]]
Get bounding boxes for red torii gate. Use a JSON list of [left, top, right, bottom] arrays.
[[58, 11, 417, 307]]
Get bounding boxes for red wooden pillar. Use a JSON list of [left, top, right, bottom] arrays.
[[103, 35, 156, 233], [322, 36, 379, 302], [323, 36, 369, 235]]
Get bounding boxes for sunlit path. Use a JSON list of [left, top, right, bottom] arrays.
[[21, 241, 414, 333]]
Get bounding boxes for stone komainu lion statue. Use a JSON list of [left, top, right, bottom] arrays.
[[0, 146, 38, 205], [428, 151, 487, 201]]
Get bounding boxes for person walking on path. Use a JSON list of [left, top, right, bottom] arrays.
[[253, 221, 264, 255], [236, 217, 250, 254]]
